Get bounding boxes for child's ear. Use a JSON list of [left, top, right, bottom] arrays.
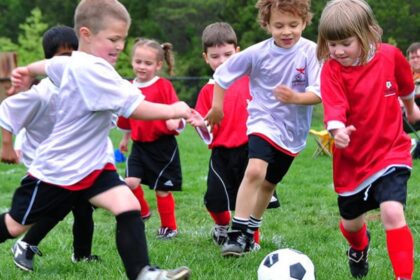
[[156, 60, 163, 71], [236, 46, 241, 53], [79, 27, 91, 42], [202, 52, 209, 64]]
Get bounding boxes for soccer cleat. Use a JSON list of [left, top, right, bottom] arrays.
[[136, 265, 191, 280], [247, 239, 261, 252], [11, 240, 42, 272], [221, 230, 249, 257], [71, 253, 101, 263], [347, 231, 370, 278], [157, 227, 178, 239], [211, 225, 229, 246]]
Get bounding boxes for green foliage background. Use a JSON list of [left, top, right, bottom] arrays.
[[0, 0, 419, 101]]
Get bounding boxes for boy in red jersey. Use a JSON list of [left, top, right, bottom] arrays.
[[188, 22, 279, 248], [317, 0, 420, 279]]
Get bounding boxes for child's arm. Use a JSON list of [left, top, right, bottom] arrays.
[[273, 85, 321, 105], [129, 100, 192, 121], [8, 60, 47, 95], [205, 83, 226, 127], [187, 109, 206, 128], [1, 128, 19, 164], [401, 97, 420, 124]]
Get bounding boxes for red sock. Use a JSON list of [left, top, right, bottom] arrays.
[[253, 229, 260, 244], [386, 225, 414, 279], [339, 222, 369, 251], [208, 211, 231, 226], [131, 185, 150, 217], [156, 193, 177, 230]]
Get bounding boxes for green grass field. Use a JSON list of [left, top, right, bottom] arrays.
[[0, 106, 419, 279]]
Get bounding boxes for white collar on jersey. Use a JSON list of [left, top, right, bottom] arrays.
[[133, 76, 159, 88]]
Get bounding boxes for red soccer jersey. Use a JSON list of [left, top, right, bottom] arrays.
[[195, 76, 250, 149], [321, 43, 414, 194], [117, 77, 179, 142]]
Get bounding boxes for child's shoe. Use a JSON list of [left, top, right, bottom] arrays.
[[211, 225, 229, 245], [347, 231, 370, 278], [11, 240, 42, 272], [136, 265, 191, 280], [157, 227, 178, 239]]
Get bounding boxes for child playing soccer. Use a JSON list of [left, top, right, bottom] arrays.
[[4, 0, 191, 279], [317, 0, 419, 278], [1, 25, 101, 272], [206, 0, 321, 257], [188, 22, 279, 247], [118, 38, 185, 239]]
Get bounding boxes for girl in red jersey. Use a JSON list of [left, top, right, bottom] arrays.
[[118, 38, 184, 239], [317, 0, 420, 279]]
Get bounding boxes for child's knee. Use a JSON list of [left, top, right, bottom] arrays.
[[125, 177, 141, 189], [0, 213, 24, 241]]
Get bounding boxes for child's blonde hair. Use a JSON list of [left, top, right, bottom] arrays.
[[317, 0, 382, 64], [74, 0, 131, 37], [132, 38, 175, 76], [256, 0, 313, 30]]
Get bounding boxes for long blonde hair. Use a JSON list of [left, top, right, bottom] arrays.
[[316, 0, 382, 64]]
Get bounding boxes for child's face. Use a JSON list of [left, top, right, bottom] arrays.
[[81, 18, 128, 66], [203, 44, 238, 71], [408, 49, 420, 73], [267, 9, 306, 49], [327, 36, 362, 67], [131, 46, 162, 83]]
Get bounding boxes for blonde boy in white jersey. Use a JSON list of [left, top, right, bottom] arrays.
[[206, 0, 321, 257], [3, 0, 191, 279]]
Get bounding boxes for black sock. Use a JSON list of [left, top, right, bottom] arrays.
[[72, 202, 94, 258], [22, 216, 60, 246], [0, 213, 14, 243], [116, 210, 149, 280], [231, 217, 249, 234]]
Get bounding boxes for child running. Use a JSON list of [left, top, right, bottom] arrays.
[[0, 25, 102, 272], [317, 0, 418, 279], [118, 38, 184, 239], [4, 0, 191, 279], [188, 22, 280, 247], [206, 0, 321, 257]]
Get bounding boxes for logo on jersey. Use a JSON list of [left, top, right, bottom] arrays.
[[292, 67, 306, 88], [384, 80, 396, 97]]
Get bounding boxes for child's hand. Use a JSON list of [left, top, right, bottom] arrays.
[[205, 106, 223, 131], [172, 101, 192, 119], [187, 109, 206, 127], [1, 147, 19, 164], [8, 66, 34, 95], [332, 125, 356, 149], [273, 85, 298, 104], [166, 119, 181, 131], [406, 104, 420, 124], [119, 135, 130, 153]]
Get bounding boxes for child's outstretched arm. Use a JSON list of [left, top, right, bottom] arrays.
[[1, 128, 19, 164], [274, 85, 321, 105], [130, 100, 192, 121], [205, 83, 225, 128], [8, 60, 47, 95]]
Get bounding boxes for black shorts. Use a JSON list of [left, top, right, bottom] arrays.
[[204, 145, 248, 212], [248, 135, 294, 185], [126, 136, 182, 191], [338, 167, 410, 220], [9, 170, 126, 225]]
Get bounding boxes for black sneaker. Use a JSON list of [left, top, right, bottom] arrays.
[[211, 225, 228, 246], [221, 230, 255, 257], [71, 254, 101, 263], [347, 231, 370, 278], [11, 240, 42, 272]]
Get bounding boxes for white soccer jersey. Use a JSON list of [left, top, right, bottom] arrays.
[[214, 37, 321, 153], [28, 51, 144, 185], [0, 78, 116, 169]]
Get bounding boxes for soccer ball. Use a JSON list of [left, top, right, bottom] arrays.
[[257, 248, 315, 280]]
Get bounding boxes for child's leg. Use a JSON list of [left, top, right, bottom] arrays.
[[156, 191, 177, 231], [89, 185, 148, 280], [21, 216, 60, 246], [340, 217, 369, 250], [381, 201, 414, 279], [72, 200, 95, 260], [125, 177, 150, 218], [0, 213, 18, 242]]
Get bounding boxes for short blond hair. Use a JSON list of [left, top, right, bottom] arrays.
[[74, 0, 131, 36], [317, 0, 382, 64], [256, 0, 313, 30]]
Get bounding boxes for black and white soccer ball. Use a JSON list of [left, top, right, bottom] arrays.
[[257, 248, 315, 280]]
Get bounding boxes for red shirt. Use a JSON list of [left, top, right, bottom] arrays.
[[195, 76, 250, 149], [117, 77, 179, 142], [322, 44, 414, 194]]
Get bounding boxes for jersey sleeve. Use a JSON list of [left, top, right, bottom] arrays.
[[393, 47, 415, 97], [194, 84, 212, 117], [213, 50, 252, 89], [305, 45, 322, 98], [0, 85, 44, 134], [116, 116, 131, 131], [321, 61, 349, 128], [45, 55, 71, 87]]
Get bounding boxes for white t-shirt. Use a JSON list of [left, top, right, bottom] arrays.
[[28, 51, 144, 185], [214, 37, 321, 154]]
